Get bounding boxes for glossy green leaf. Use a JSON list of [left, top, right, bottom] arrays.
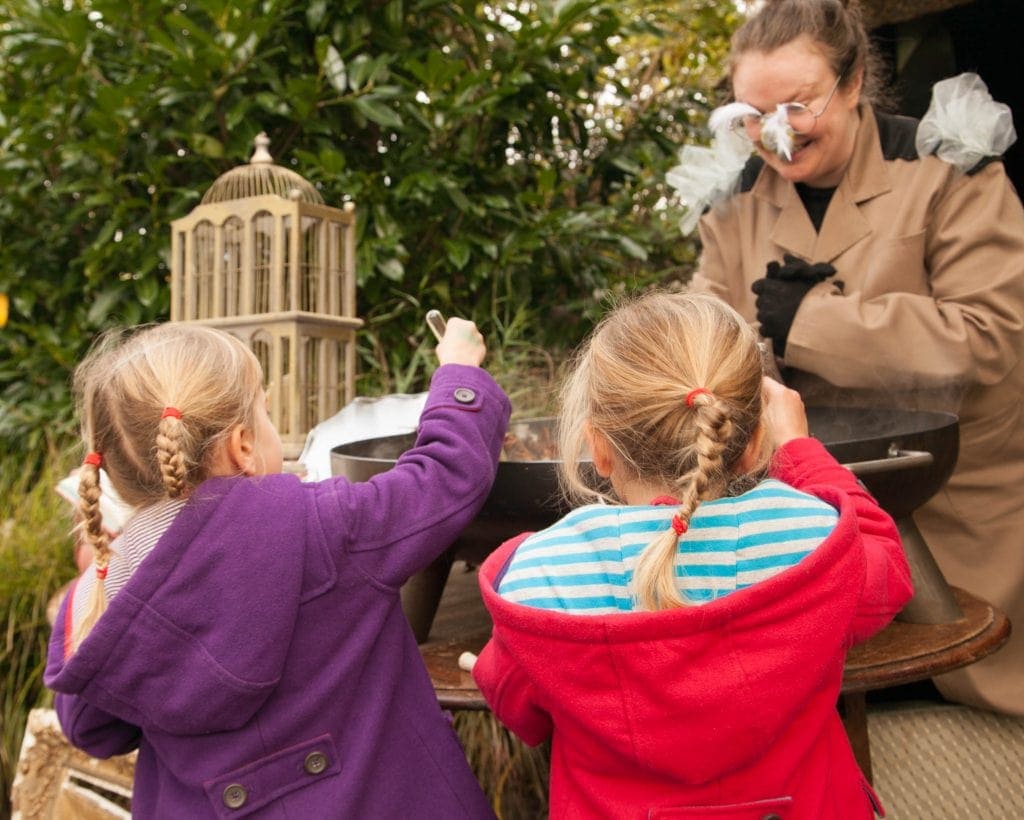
[[352, 96, 404, 128], [443, 239, 471, 270], [618, 235, 648, 261]]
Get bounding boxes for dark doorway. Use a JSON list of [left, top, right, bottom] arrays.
[[871, 0, 1024, 194]]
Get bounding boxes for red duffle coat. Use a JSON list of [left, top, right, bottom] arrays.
[[474, 438, 912, 819]]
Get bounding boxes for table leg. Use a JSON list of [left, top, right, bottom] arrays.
[[894, 518, 962, 624], [840, 692, 872, 784], [401, 549, 455, 643]]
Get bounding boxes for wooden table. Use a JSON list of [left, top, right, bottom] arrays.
[[419, 567, 1010, 782], [841, 586, 1010, 781]]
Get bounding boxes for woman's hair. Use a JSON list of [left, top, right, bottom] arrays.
[[729, 0, 890, 108], [557, 292, 767, 611], [72, 322, 264, 646]]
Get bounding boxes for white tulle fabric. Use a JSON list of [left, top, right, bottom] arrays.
[[666, 100, 800, 236], [707, 101, 759, 135], [916, 72, 1017, 173], [666, 105, 755, 236]]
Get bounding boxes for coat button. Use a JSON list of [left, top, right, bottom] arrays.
[[222, 783, 248, 809], [453, 388, 476, 404], [761, 814, 783, 820], [304, 751, 328, 775]]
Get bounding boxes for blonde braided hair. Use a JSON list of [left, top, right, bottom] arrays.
[[71, 455, 112, 648], [156, 411, 188, 499], [70, 323, 264, 648], [557, 291, 767, 611], [633, 388, 740, 610]]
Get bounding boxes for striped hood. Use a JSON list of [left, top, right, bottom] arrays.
[[495, 480, 837, 613]]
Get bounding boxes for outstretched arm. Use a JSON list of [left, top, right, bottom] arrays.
[[771, 436, 913, 643], [318, 318, 511, 587], [762, 378, 912, 640]]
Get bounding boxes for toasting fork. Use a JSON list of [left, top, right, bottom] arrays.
[[425, 309, 447, 342]]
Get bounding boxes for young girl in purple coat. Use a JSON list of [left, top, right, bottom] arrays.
[[46, 319, 509, 818]]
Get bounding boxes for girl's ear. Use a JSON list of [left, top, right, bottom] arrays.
[[585, 424, 616, 479], [221, 424, 257, 476], [735, 420, 767, 475]]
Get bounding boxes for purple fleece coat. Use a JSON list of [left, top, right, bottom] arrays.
[[45, 365, 510, 819]]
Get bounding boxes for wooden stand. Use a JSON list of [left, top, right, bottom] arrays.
[[11, 709, 135, 819], [841, 586, 1010, 781]]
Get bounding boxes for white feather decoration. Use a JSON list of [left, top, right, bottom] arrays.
[[708, 101, 760, 136], [758, 105, 794, 161]]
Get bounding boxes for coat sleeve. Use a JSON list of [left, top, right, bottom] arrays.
[[788, 162, 1024, 390], [473, 632, 553, 746], [45, 594, 142, 758], [316, 364, 511, 588], [54, 692, 142, 759], [771, 437, 913, 643]]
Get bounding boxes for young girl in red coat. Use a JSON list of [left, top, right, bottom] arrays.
[[471, 292, 912, 819]]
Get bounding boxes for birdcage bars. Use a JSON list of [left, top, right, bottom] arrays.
[[170, 133, 361, 459]]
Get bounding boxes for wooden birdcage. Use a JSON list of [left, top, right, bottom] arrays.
[[170, 133, 362, 458]]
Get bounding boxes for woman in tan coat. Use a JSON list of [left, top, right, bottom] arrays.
[[686, 0, 1024, 715]]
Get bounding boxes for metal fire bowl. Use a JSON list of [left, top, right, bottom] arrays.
[[806, 405, 959, 520], [330, 408, 959, 564], [332, 418, 566, 563]]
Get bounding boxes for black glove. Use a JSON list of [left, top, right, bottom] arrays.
[[765, 253, 836, 284], [751, 254, 836, 356]]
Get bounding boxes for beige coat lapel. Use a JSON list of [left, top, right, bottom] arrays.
[[753, 165, 818, 260], [755, 105, 891, 264]]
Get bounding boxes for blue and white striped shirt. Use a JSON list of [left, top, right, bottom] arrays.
[[497, 479, 838, 613]]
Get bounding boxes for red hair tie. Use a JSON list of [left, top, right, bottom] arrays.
[[95, 566, 109, 581], [161, 407, 182, 419], [685, 387, 713, 408], [671, 515, 688, 536], [83, 452, 102, 468]]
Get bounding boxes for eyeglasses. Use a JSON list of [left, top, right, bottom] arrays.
[[736, 72, 846, 139]]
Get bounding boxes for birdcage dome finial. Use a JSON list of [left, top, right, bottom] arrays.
[[251, 132, 274, 164], [199, 131, 324, 205]]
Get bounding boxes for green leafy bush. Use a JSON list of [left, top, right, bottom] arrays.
[[0, 0, 739, 472], [0, 453, 78, 812]]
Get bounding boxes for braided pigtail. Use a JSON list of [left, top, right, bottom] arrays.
[[156, 407, 188, 499], [634, 389, 735, 611], [72, 453, 112, 650]]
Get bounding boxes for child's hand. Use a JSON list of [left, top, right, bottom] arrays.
[[436, 318, 486, 367], [761, 376, 809, 446]]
